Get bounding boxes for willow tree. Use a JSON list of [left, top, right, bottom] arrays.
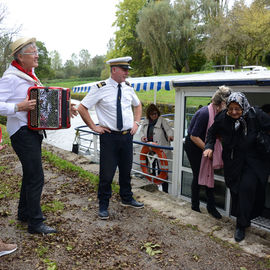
[[136, 0, 174, 74], [137, 0, 198, 73]]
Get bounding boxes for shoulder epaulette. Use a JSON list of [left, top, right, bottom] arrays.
[[125, 81, 131, 86], [97, 81, 106, 88]]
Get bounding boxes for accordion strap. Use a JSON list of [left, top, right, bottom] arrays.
[[3, 69, 43, 86]]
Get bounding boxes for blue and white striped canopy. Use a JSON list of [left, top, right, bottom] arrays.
[[72, 74, 197, 93]]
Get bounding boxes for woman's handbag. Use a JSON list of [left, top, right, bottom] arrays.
[[72, 130, 80, 154], [255, 108, 270, 158], [256, 130, 270, 158]]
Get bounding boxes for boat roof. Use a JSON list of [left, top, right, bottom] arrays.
[[172, 70, 270, 87]]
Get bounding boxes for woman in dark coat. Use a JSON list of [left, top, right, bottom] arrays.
[[204, 92, 270, 242]]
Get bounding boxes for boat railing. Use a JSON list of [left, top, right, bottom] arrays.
[[132, 140, 173, 187], [72, 125, 174, 187], [73, 125, 100, 163]]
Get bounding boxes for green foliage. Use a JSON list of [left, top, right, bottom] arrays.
[[0, 115, 7, 125], [141, 242, 163, 256], [0, 124, 10, 145], [35, 41, 55, 80], [41, 200, 64, 213], [137, 0, 199, 73], [109, 0, 152, 76]]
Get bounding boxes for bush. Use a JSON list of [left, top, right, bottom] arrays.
[[0, 115, 7, 125]]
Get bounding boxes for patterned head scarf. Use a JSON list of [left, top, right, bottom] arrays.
[[226, 92, 251, 135], [226, 92, 251, 116]]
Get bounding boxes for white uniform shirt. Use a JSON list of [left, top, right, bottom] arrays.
[[0, 65, 36, 136], [81, 77, 140, 131]]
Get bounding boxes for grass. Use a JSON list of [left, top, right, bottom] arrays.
[[42, 150, 119, 193], [45, 80, 94, 90]]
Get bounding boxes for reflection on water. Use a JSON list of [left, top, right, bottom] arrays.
[[44, 100, 98, 152]]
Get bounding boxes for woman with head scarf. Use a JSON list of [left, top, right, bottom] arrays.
[[204, 92, 270, 242]]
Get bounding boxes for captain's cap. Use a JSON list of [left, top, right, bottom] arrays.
[[10, 37, 36, 56], [106, 56, 132, 69]]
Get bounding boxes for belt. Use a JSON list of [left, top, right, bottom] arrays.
[[109, 129, 131, 135]]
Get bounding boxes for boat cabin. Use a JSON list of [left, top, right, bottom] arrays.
[[172, 71, 270, 228]]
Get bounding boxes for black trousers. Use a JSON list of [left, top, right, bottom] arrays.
[[11, 126, 45, 227], [231, 164, 267, 228], [98, 132, 133, 209], [184, 136, 216, 209]]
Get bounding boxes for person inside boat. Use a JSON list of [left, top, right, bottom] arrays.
[[184, 85, 232, 219], [203, 92, 270, 242], [141, 104, 174, 193]]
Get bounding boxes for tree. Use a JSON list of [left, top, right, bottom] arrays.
[[0, 3, 20, 75], [137, 0, 198, 73], [136, 0, 174, 74], [202, 0, 270, 67], [49, 50, 62, 70], [109, 0, 152, 76], [35, 41, 55, 79], [79, 49, 91, 69], [63, 59, 78, 78]]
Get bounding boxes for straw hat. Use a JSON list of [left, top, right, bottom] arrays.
[[10, 37, 36, 55]]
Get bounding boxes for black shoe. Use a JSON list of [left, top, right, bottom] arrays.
[[207, 207, 222, 219], [234, 227, 245, 242], [121, 198, 144, 209], [28, 224, 57, 234], [191, 206, 201, 213], [98, 209, 109, 220]]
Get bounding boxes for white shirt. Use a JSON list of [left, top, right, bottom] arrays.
[[0, 65, 36, 136], [81, 77, 140, 131]]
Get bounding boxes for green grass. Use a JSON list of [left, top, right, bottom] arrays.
[[42, 150, 119, 193], [45, 80, 95, 90]]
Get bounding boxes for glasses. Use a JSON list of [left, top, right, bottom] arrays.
[[227, 107, 242, 113], [150, 112, 158, 116], [21, 51, 39, 56]]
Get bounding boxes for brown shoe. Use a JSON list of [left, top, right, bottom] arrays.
[[0, 240, 17, 257]]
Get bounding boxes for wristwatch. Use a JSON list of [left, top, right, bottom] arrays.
[[14, 104, 19, 113], [135, 121, 140, 126]]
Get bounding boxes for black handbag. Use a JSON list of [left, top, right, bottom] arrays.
[[255, 108, 270, 158], [72, 130, 79, 154], [256, 130, 270, 158]]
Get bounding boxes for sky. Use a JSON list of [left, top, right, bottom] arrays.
[[1, 0, 120, 63]]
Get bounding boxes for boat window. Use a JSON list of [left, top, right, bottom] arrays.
[[181, 171, 226, 210]]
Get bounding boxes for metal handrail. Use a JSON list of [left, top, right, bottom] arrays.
[[73, 114, 174, 186]]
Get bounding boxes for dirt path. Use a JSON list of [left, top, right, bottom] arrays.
[[0, 144, 270, 270]]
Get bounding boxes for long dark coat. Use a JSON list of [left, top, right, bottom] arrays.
[[205, 108, 270, 219]]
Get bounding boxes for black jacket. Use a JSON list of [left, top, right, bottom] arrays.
[[205, 107, 270, 192]]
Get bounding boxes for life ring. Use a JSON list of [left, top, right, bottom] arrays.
[[140, 142, 168, 185]]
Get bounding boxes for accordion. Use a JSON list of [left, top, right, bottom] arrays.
[[27, 86, 71, 130]]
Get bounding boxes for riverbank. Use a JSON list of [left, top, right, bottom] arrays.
[[1, 142, 270, 269]]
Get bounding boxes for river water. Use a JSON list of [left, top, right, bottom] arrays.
[[44, 99, 98, 152]]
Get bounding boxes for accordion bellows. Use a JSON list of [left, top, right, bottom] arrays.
[[28, 86, 71, 130]]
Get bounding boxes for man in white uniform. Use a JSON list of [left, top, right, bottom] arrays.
[[78, 56, 144, 219]]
